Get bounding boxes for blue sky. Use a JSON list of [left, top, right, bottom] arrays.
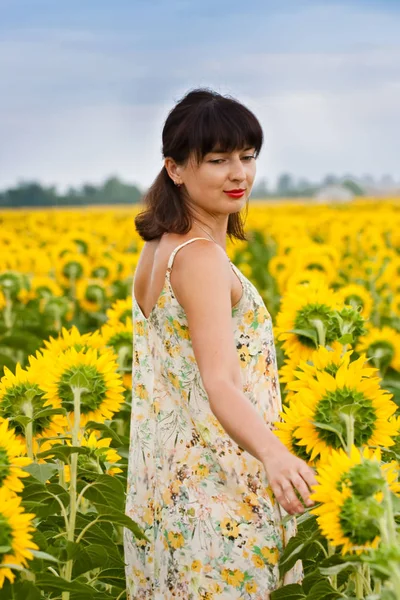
[[0, 0, 399, 191]]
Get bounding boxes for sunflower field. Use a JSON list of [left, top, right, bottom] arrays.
[[0, 198, 400, 599]]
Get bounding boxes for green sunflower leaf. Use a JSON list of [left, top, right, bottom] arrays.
[[306, 579, 342, 600], [288, 328, 318, 345], [312, 421, 343, 436], [0, 579, 41, 600], [270, 583, 306, 599], [30, 549, 59, 563], [34, 407, 66, 420], [95, 567, 127, 589], [24, 462, 59, 483], [337, 333, 353, 344], [37, 445, 91, 461], [34, 572, 112, 598], [79, 474, 125, 511], [93, 503, 149, 541], [71, 544, 111, 578], [85, 420, 125, 445]]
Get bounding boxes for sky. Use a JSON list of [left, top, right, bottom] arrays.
[[0, 0, 399, 192]]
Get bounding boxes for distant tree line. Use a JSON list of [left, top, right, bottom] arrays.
[[250, 173, 367, 199], [0, 172, 397, 207], [0, 177, 143, 208]]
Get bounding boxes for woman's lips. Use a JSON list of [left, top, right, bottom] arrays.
[[224, 191, 245, 198]]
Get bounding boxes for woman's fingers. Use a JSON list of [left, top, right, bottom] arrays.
[[274, 481, 304, 515], [300, 466, 318, 490], [290, 474, 314, 507]]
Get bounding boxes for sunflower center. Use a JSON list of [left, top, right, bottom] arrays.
[[0, 384, 51, 436], [305, 263, 325, 272], [0, 515, 13, 561], [120, 310, 132, 325], [63, 262, 84, 280], [338, 462, 386, 498], [367, 341, 395, 371], [75, 240, 88, 253], [313, 386, 376, 450], [58, 365, 107, 414], [0, 448, 11, 486], [85, 285, 105, 303], [92, 266, 109, 279], [36, 285, 54, 299], [339, 495, 382, 545], [344, 294, 364, 311], [107, 333, 133, 355], [294, 304, 335, 348]]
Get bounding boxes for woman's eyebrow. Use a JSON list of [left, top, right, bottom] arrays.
[[210, 146, 255, 154]]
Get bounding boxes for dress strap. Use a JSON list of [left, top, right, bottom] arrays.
[[167, 237, 213, 270]]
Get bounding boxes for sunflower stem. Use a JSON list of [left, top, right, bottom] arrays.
[[379, 485, 400, 600], [3, 289, 14, 331], [355, 568, 364, 599], [328, 544, 337, 589], [62, 385, 84, 600], [22, 399, 34, 460], [383, 484, 397, 545], [344, 414, 355, 456], [311, 318, 326, 347], [117, 345, 130, 374], [57, 459, 66, 488]]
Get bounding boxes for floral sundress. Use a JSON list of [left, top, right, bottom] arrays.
[[124, 237, 302, 599]]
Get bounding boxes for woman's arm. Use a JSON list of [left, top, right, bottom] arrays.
[[171, 240, 317, 515]]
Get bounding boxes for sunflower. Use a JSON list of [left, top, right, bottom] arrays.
[[274, 402, 316, 464], [105, 297, 133, 326], [311, 446, 400, 554], [81, 431, 122, 474], [55, 251, 91, 288], [376, 256, 400, 290], [279, 341, 351, 388], [293, 355, 398, 460], [336, 283, 374, 319], [268, 255, 292, 293], [40, 346, 125, 427], [357, 326, 400, 372], [90, 255, 119, 284], [275, 281, 342, 361], [285, 269, 330, 294], [100, 319, 133, 373], [0, 362, 67, 443], [0, 486, 38, 588], [0, 419, 31, 493], [293, 246, 339, 284], [40, 326, 105, 357], [75, 278, 109, 313], [19, 276, 63, 304], [62, 431, 122, 481]]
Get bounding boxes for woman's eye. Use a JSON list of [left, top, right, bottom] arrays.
[[210, 156, 255, 164]]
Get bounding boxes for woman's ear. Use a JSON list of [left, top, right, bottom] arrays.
[[164, 157, 182, 186]]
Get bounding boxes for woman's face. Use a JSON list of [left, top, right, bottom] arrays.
[[167, 146, 257, 216]]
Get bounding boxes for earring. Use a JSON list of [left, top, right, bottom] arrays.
[[174, 181, 182, 187]]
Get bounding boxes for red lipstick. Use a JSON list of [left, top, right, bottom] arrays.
[[224, 189, 245, 198]]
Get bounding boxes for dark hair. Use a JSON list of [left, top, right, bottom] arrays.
[[135, 87, 264, 241]]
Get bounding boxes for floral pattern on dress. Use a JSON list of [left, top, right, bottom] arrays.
[[124, 237, 302, 599]]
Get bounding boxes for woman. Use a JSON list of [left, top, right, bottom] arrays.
[[124, 88, 317, 599]]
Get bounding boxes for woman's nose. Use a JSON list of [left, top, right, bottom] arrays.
[[229, 158, 246, 181]]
